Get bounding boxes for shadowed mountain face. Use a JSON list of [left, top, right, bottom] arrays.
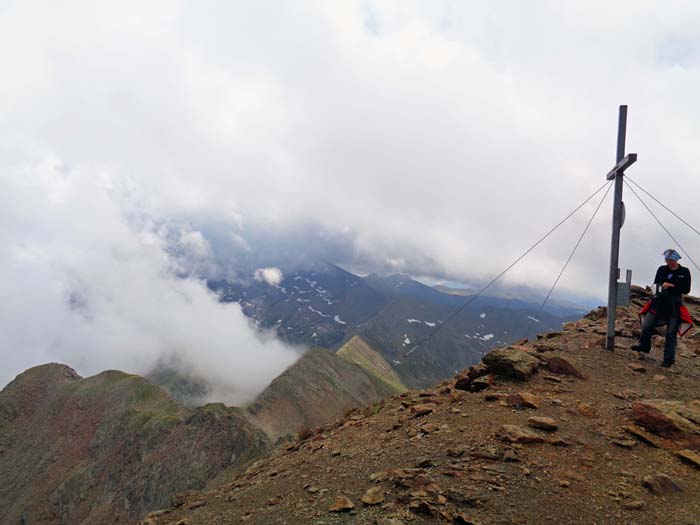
[[0, 364, 269, 525], [209, 264, 579, 389]]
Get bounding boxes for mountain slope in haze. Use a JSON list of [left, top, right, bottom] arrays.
[[337, 335, 407, 393], [245, 347, 402, 443], [209, 263, 576, 391], [0, 365, 269, 525], [434, 283, 591, 317], [355, 274, 574, 389], [146, 288, 700, 525], [209, 262, 386, 349]]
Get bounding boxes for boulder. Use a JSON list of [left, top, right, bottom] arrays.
[[482, 347, 539, 380], [632, 400, 700, 446]]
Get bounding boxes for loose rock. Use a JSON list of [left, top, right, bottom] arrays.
[[498, 424, 546, 444], [527, 416, 558, 431], [627, 363, 646, 374], [642, 473, 683, 495], [361, 486, 385, 505], [622, 500, 645, 510], [329, 495, 355, 512], [543, 355, 587, 379], [677, 449, 700, 469], [411, 404, 435, 417], [506, 392, 541, 409]]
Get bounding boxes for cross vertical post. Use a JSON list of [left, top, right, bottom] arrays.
[[606, 105, 628, 351]]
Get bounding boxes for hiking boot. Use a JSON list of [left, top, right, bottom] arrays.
[[661, 361, 675, 368], [631, 344, 650, 354]]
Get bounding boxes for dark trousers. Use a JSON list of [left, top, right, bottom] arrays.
[[639, 305, 681, 364]]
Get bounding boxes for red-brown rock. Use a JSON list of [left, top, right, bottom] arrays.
[[411, 404, 435, 417], [527, 416, 558, 431], [632, 400, 700, 442], [454, 363, 489, 391], [544, 356, 587, 379], [329, 495, 355, 512], [506, 392, 541, 409]]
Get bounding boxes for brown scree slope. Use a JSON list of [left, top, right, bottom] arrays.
[[143, 287, 700, 525]]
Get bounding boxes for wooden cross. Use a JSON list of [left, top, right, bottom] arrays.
[[606, 105, 638, 351]]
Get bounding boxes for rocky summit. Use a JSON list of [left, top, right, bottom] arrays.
[[142, 287, 700, 524]]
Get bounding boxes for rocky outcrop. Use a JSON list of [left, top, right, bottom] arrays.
[[481, 347, 540, 380], [454, 348, 540, 391]]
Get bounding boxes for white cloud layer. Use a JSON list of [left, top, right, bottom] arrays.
[[0, 155, 299, 401], [254, 267, 284, 286], [3, 1, 700, 385]]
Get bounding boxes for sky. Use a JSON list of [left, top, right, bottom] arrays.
[[2, 0, 700, 394]]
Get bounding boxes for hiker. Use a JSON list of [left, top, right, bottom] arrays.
[[632, 249, 693, 367]]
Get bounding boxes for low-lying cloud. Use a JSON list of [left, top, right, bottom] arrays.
[[0, 155, 300, 401], [254, 267, 284, 286]]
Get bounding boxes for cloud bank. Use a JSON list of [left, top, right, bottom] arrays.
[[0, 155, 299, 401]]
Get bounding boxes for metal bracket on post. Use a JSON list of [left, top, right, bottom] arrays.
[[616, 269, 632, 308]]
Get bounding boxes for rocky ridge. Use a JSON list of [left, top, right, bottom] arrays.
[[0, 343, 405, 524], [143, 287, 700, 524], [0, 366, 269, 524]]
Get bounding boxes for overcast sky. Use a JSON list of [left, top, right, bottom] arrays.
[[2, 1, 700, 392]]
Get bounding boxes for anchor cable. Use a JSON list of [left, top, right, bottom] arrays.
[[624, 180, 700, 274], [403, 180, 613, 358], [523, 182, 612, 340], [625, 176, 700, 240]]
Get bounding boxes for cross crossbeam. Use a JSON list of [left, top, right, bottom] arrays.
[[606, 153, 638, 180]]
